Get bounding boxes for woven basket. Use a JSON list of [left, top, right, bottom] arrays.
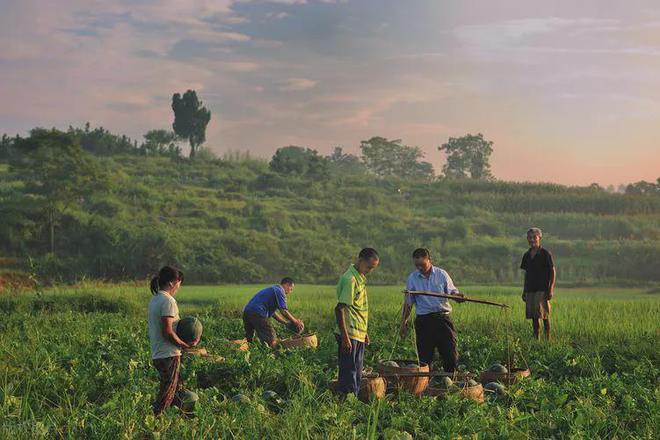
[[426, 383, 484, 403], [376, 359, 430, 396], [229, 338, 249, 351], [183, 348, 208, 356], [279, 333, 318, 349], [479, 367, 530, 385], [330, 374, 387, 402]]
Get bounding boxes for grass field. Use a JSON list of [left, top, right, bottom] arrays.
[[1, 284, 658, 439]]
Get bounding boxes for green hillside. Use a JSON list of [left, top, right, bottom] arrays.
[[1, 128, 659, 285]]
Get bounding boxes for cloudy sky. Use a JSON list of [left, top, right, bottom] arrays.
[[1, 0, 659, 185]]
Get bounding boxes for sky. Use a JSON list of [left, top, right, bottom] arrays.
[[1, 0, 659, 185]]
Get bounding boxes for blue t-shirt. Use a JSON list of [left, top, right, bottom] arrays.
[[244, 285, 288, 317]]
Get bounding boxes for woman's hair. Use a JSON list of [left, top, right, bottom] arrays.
[[150, 265, 184, 294]]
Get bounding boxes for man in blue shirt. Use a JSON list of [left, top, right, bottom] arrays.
[[399, 248, 464, 372], [243, 278, 304, 347]]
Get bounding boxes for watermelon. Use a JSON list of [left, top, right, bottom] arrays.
[[484, 382, 506, 395], [467, 379, 478, 387], [231, 393, 250, 403], [489, 363, 508, 373], [177, 390, 198, 414], [382, 360, 399, 368], [176, 317, 203, 343], [435, 376, 453, 389]]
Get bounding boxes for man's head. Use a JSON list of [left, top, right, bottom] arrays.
[[412, 247, 432, 272], [280, 277, 295, 294], [356, 247, 380, 275], [527, 227, 542, 249]]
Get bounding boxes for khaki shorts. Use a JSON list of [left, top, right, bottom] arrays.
[[524, 291, 551, 319]]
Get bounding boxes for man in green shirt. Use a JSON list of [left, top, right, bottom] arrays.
[[334, 248, 380, 397]]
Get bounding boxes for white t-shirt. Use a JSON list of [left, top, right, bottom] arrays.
[[148, 290, 181, 359]]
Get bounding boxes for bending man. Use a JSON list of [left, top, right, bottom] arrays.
[[243, 278, 304, 347]]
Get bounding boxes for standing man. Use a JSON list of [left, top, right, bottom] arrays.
[[520, 227, 555, 341], [334, 248, 380, 398], [243, 278, 304, 347], [400, 248, 464, 372]]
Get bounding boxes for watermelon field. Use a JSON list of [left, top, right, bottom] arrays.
[[0, 284, 658, 439]]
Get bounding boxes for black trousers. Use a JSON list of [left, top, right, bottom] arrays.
[[414, 313, 458, 372]]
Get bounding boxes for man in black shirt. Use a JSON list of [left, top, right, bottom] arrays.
[[520, 227, 555, 341]]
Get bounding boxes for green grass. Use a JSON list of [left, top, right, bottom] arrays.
[[1, 284, 658, 438]]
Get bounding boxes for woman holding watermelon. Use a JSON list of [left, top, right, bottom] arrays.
[[147, 265, 200, 416]]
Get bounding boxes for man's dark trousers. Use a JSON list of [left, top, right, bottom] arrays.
[[414, 312, 458, 372], [335, 334, 365, 395]]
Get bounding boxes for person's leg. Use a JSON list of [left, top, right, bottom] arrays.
[[243, 311, 255, 343], [414, 315, 435, 368], [437, 315, 458, 373], [353, 340, 365, 395], [152, 356, 181, 416], [336, 335, 358, 396], [251, 313, 278, 347], [543, 319, 551, 341], [532, 319, 541, 340]]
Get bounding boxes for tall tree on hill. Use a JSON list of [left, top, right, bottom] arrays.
[[360, 136, 434, 180], [438, 133, 494, 179], [9, 129, 108, 254], [172, 90, 211, 158], [270, 146, 329, 179]]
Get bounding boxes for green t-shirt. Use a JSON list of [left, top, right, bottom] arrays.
[[336, 265, 368, 342]]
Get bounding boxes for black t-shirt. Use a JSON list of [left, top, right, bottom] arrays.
[[520, 247, 554, 293]]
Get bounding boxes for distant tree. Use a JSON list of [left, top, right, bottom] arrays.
[[9, 129, 108, 254], [270, 146, 329, 179], [0, 133, 17, 160], [327, 146, 365, 173], [70, 123, 137, 156], [438, 133, 494, 179], [172, 90, 211, 158], [625, 179, 660, 195], [360, 137, 434, 180], [142, 129, 181, 157]]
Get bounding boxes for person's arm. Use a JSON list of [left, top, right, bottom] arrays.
[[444, 271, 465, 302], [520, 254, 528, 301], [546, 251, 556, 300], [161, 316, 194, 349], [335, 303, 352, 353], [272, 311, 288, 325], [547, 267, 556, 300], [279, 309, 304, 331]]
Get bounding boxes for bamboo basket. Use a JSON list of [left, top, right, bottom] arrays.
[[425, 383, 484, 403], [279, 333, 318, 349], [330, 374, 387, 402], [479, 368, 530, 385], [229, 338, 250, 351], [376, 359, 430, 396], [183, 347, 225, 362]]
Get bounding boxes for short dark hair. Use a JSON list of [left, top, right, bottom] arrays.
[[281, 277, 295, 285], [412, 248, 431, 259], [358, 248, 379, 261]]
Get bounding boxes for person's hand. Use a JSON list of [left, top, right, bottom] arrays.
[[546, 290, 554, 301], [191, 337, 200, 347], [341, 334, 352, 353], [522, 292, 527, 302], [399, 322, 408, 339], [295, 319, 305, 333], [453, 292, 466, 303], [364, 333, 370, 345]]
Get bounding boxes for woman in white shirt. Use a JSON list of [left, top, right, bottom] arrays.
[[147, 266, 199, 416]]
